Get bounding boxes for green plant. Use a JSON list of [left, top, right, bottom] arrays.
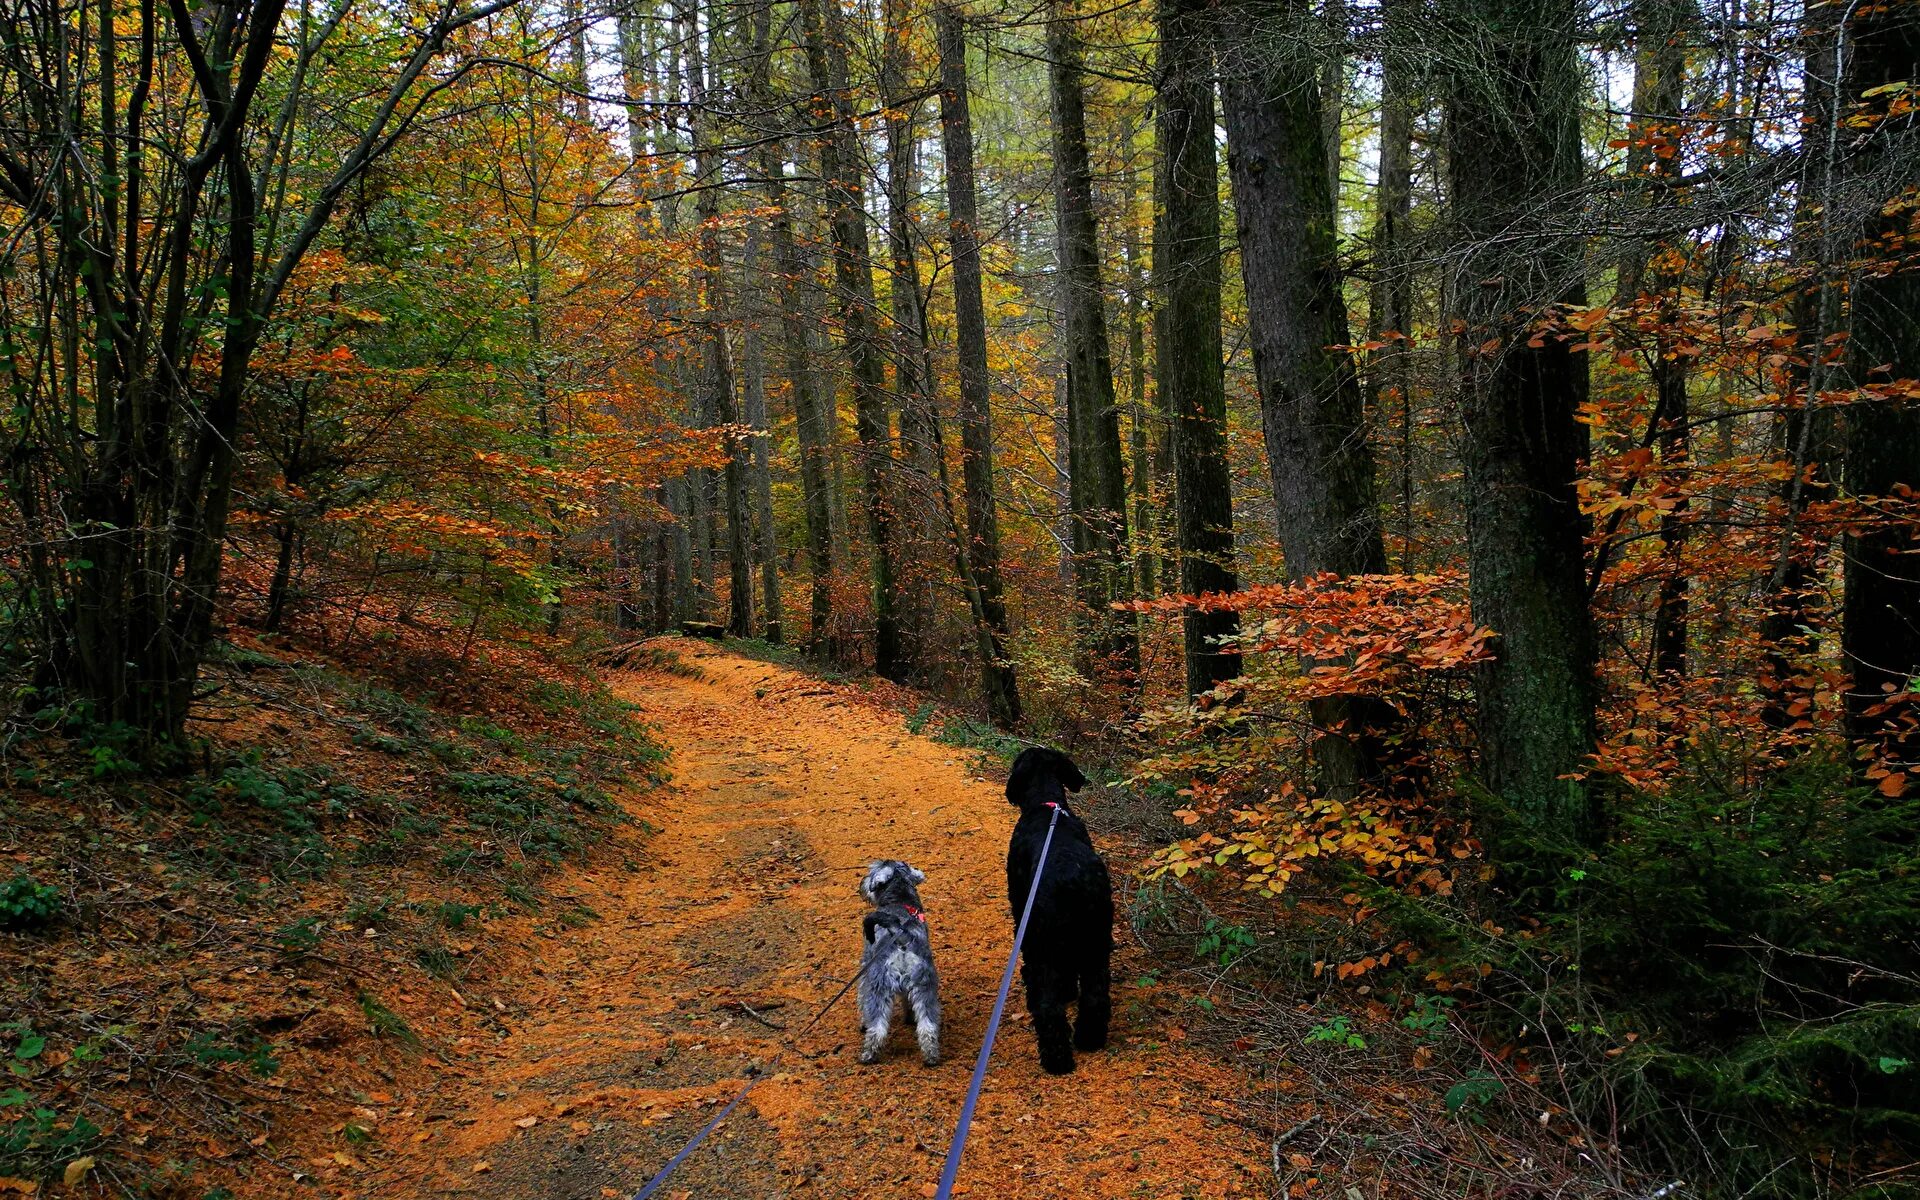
[[184, 1030, 280, 1078], [344, 895, 394, 929], [356, 990, 421, 1050], [414, 944, 459, 980], [0, 1087, 102, 1182], [1401, 993, 1455, 1041], [1195, 917, 1257, 967], [1442, 1070, 1503, 1119], [932, 716, 1026, 764], [437, 901, 482, 930], [274, 915, 325, 957], [0, 874, 60, 933], [1304, 1015, 1368, 1050]]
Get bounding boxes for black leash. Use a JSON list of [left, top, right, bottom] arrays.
[[628, 971, 860, 1200], [933, 800, 1064, 1200]]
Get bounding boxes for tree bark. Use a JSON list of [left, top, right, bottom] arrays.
[[883, 0, 940, 679], [1367, 0, 1416, 567], [1047, 0, 1139, 684], [1616, 0, 1695, 680], [1444, 0, 1600, 853], [686, 0, 754, 638], [936, 3, 1024, 727], [1840, 1, 1920, 779], [1758, 7, 1840, 731], [746, 0, 832, 650], [742, 232, 784, 643], [1155, 0, 1242, 696], [802, 0, 906, 679], [1218, 0, 1396, 794]]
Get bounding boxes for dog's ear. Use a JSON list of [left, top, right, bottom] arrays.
[[860, 861, 892, 901], [1052, 750, 1087, 793], [1006, 748, 1040, 806], [908, 866, 926, 884]]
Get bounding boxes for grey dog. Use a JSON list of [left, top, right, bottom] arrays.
[[856, 859, 941, 1066]]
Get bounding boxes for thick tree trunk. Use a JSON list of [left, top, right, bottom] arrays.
[[1445, 0, 1600, 853], [802, 0, 905, 679], [1047, 0, 1140, 684], [1218, 0, 1396, 794], [1840, 3, 1920, 778], [1155, 0, 1242, 697], [936, 4, 1023, 727]]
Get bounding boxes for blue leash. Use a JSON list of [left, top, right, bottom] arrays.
[[629, 970, 860, 1200], [933, 800, 1064, 1200]]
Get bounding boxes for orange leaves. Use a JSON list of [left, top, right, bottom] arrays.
[[1127, 571, 1491, 704]]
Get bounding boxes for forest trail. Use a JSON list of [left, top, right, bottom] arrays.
[[363, 641, 1265, 1199]]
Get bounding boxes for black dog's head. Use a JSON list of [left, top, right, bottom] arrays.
[[1005, 746, 1087, 812]]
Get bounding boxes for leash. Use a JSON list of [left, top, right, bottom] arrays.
[[932, 800, 1064, 1200], [629, 970, 861, 1200]]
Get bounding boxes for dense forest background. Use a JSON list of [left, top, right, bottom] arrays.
[[3, 0, 1919, 1192]]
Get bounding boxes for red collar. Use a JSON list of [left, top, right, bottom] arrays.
[[904, 904, 926, 923]]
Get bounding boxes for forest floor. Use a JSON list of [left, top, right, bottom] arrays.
[[355, 639, 1268, 1199]]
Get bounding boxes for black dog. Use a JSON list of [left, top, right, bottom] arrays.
[[1004, 747, 1113, 1074]]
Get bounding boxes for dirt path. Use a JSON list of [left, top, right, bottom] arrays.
[[364, 642, 1264, 1198]]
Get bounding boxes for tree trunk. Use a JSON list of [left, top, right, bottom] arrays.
[[1155, 0, 1242, 697], [1318, 0, 1345, 209], [1840, 4, 1920, 779], [1616, 0, 1695, 680], [687, 0, 754, 638], [1218, 0, 1396, 795], [745, 1, 832, 650], [1047, 0, 1139, 684], [883, 0, 940, 679], [936, 2, 1023, 728], [1367, 0, 1416, 568], [1125, 230, 1157, 598], [742, 232, 784, 643], [802, 0, 905, 679], [771, 150, 838, 650], [1758, 8, 1840, 732], [1445, 0, 1600, 854]]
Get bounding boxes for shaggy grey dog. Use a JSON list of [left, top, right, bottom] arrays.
[[855, 859, 941, 1066]]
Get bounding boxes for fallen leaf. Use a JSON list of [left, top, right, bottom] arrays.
[[473, 1161, 492, 1174], [515, 1116, 539, 1129], [64, 1157, 97, 1186]]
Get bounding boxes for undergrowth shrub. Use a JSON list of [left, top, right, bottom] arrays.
[[1556, 749, 1920, 1197], [1146, 644, 1918, 1200], [0, 873, 60, 933], [1355, 749, 1915, 1199]]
